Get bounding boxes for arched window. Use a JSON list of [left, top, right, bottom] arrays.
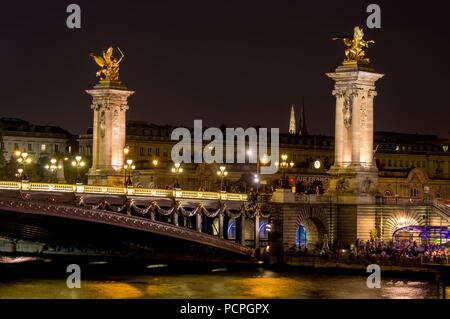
[[384, 190, 392, 197], [296, 225, 307, 248], [227, 221, 236, 239]]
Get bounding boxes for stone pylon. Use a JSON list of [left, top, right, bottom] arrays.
[[325, 65, 384, 202], [86, 80, 134, 186], [325, 62, 384, 244]]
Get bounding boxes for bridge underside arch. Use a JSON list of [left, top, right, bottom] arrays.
[[284, 206, 328, 252], [0, 197, 254, 261]]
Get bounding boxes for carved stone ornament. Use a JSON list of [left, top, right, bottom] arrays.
[[342, 91, 353, 129]]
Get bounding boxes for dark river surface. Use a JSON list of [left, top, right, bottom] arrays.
[[0, 257, 446, 299]]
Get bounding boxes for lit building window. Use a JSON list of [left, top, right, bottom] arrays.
[[41, 144, 46, 151], [410, 188, 419, 198], [69, 146, 72, 153]]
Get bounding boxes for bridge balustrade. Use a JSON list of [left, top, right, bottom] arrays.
[[0, 181, 247, 201]]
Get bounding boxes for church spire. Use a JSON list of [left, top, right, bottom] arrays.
[[289, 104, 296, 134], [298, 97, 308, 135]]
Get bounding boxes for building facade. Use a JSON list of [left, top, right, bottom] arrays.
[[0, 118, 77, 162]]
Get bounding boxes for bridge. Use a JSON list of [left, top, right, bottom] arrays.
[[0, 181, 271, 264]]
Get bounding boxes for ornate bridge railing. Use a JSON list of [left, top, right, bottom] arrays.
[[0, 181, 247, 201]]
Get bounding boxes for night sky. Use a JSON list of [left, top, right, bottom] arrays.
[[1, 1, 449, 137]]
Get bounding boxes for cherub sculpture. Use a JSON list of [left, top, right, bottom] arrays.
[[333, 26, 374, 65], [90, 47, 124, 81]]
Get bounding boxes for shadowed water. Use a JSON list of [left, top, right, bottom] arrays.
[[0, 259, 445, 299]]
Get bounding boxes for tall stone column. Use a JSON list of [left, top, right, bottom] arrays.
[[86, 80, 134, 186], [325, 55, 384, 245], [326, 67, 383, 201]]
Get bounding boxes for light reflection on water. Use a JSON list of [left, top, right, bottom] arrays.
[[0, 267, 444, 299]]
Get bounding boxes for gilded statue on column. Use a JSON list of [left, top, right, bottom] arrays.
[[333, 26, 374, 66], [90, 47, 124, 81]]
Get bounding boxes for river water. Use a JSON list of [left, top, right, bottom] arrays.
[[0, 258, 446, 299]]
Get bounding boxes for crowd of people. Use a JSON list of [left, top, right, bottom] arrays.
[[322, 239, 450, 264]]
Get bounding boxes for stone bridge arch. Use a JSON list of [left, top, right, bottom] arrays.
[[383, 209, 423, 240], [284, 205, 328, 252]]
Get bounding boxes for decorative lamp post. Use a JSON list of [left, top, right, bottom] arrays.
[[124, 159, 136, 187], [15, 150, 32, 181], [45, 158, 61, 183], [217, 165, 228, 192], [171, 163, 183, 189], [277, 154, 294, 189], [71, 156, 85, 184]]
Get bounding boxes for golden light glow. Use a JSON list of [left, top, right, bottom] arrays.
[[152, 160, 158, 166], [14, 150, 21, 157]]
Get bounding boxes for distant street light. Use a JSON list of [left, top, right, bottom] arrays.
[[124, 159, 136, 187], [71, 156, 85, 184], [217, 165, 228, 192], [15, 150, 32, 181], [277, 154, 294, 188], [45, 158, 61, 183], [171, 163, 183, 189]]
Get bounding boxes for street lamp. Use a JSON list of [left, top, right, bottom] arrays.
[[217, 165, 228, 192], [277, 154, 294, 188], [45, 158, 61, 183], [71, 156, 85, 184], [171, 163, 183, 189], [124, 159, 136, 187], [15, 150, 32, 181], [152, 159, 158, 166]]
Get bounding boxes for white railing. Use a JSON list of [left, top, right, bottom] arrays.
[[0, 181, 247, 201]]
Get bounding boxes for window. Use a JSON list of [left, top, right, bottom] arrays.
[[410, 188, 419, 198], [163, 149, 168, 157], [394, 160, 397, 167], [27, 144, 32, 151], [1, 142, 4, 150], [41, 144, 46, 151], [417, 161, 420, 167], [14, 143, 19, 150], [68, 146, 72, 153], [384, 190, 392, 197], [147, 148, 152, 156], [55, 144, 59, 152], [155, 148, 160, 156], [422, 161, 425, 168], [140, 147, 144, 156], [388, 159, 392, 167], [400, 160, 403, 167]]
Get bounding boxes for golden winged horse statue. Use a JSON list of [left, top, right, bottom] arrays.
[[90, 47, 124, 81], [332, 26, 374, 65]]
